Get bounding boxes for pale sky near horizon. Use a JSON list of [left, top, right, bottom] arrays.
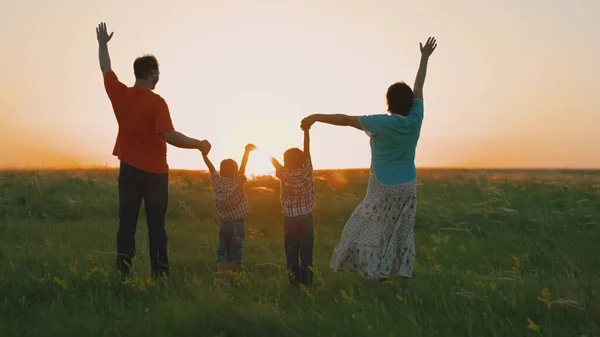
[[1, 0, 599, 175]]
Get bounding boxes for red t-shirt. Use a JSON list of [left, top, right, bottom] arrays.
[[104, 71, 175, 174]]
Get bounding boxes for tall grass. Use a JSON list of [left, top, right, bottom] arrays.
[[0, 169, 598, 336]]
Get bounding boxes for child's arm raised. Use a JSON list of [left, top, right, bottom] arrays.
[[202, 153, 218, 176], [271, 157, 283, 170], [303, 128, 311, 161], [271, 157, 284, 177], [237, 144, 256, 181]]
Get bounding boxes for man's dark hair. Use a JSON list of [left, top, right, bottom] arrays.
[[386, 82, 414, 116], [133, 55, 159, 80]]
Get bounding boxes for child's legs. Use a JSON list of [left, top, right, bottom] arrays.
[[298, 213, 314, 285], [227, 221, 246, 275], [283, 216, 301, 285], [216, 222, 233, 277]]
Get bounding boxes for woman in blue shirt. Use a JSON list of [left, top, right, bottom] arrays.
[[301, 37, 437, 294]]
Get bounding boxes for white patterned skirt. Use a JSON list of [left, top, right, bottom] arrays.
[[330, 173, 417, 279]]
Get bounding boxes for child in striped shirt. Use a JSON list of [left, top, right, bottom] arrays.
[[271, 129, 316, 287], [202, 143, 256, 281]]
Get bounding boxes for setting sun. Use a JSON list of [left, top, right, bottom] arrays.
[[245, 148, 277, 177]]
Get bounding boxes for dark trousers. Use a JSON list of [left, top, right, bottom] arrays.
[[216, 220, 246, 265], [116, 161, 169, 277], [284, 213, 314, 286]]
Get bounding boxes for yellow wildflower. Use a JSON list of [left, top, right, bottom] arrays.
[[86, 254, 97, 265], [300, 285, 312, 297], [537, 287, 551, 308], [83, 266, 101, 280], [53, 277, 67, 290], [248, 228, 264, 239], [123, 277, 153, 291], [526, 318, 540, 332], [340, 289, 354, 302], [541, 288, 550, 298], [512, 256, 520, 274]]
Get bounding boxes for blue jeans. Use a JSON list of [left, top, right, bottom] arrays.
[[116, 161, 169, 277], [216, 220, 246, 265], [284, 213, 314, 286]]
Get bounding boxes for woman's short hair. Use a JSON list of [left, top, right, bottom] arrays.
[[386, 82, 414, 116]]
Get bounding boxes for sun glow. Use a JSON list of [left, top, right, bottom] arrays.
[[245, 148, 277, 177], [1, 1, 599, 172]]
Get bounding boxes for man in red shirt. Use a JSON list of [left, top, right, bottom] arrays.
[[96, 22, 210, 277]]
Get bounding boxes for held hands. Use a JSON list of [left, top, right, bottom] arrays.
[[300, 115, 317, 130], [199, 140, 211, 156], [96, 22, 113, 45], [420, 37, 437, 58]]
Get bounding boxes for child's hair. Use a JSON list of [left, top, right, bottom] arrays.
[[283, 148, 304, 169], [220, 159, 239, 178]]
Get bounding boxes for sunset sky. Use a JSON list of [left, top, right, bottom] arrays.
[[1, 0, 599, 175]]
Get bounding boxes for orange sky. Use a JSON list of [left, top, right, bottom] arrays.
[[1, 0, 599, 175]]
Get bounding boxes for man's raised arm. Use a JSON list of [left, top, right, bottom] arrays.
[[413, 37, 437, 101], [96, 22, 114, 76]]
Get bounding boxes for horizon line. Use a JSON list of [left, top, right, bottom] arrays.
[[0, 164, 599, 173]]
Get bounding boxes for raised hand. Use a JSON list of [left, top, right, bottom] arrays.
[[419, 37, 437, 57], [96, 22, 114, 45], [245, 144, 257, 152]]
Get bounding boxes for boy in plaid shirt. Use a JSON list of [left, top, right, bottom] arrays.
[[202, 143, 256, 280], [271, 129, 316, 287]]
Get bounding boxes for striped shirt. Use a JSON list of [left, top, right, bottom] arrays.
[[210, 172, 250, 223], [276, 157, 316, 217]]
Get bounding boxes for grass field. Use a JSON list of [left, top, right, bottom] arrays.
[[0, 168, 599, 336]]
